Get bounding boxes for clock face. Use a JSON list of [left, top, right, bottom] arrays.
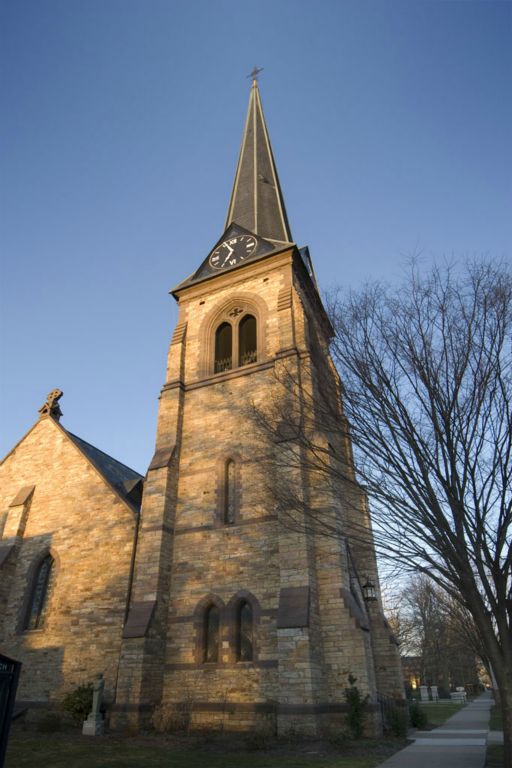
[[209, 235, 257, 270]]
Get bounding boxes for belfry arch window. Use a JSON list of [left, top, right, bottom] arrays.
[[204, 604, 220, 663], [236, 600, 254, 661], [24, 554, 54, 631], [213, 312, 258, 374], [224, 459, 236, 525], [238, 314, 257, 366], [214, 322, 233, 373]]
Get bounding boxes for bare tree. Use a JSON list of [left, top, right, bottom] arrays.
[[390, 574, 481, 694], [252, 261, 511, 764]]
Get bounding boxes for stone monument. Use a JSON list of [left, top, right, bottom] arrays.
[[82, 673, 105, 736]]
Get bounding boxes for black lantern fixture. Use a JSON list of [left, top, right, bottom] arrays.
[[362, 578, 377, 601]]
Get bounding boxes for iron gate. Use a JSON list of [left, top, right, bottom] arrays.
[[0, 653, 21, 768]]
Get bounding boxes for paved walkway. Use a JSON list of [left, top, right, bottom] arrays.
[[378, 692, 495, 768]]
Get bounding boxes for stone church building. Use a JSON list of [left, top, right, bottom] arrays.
[[0, 79, 403, 735]]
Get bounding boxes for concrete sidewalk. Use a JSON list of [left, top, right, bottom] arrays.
[[377, 692, 494, 768]]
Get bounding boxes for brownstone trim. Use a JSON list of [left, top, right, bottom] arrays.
[[109, 703, 154, 713], [197, 291, 269, 379], [174, 515, 277, 535], [17, 547, 60, 635], [170, 321, 187, 346], [161, 380, 185, 392], [148, 446, 175, 471], [174, 524, 213, 535], [141, 523, 174, 535], [214, 453, 242, 527], [277, 287, 292, 311], [340, 588, 370, 632], [168, 606, 276, 625], [161, 350, 306, 393], [0, 545, 15, 567], [277, 586, 310, 629], [238, 514, 278, 526], [155, 700, 278, 714], [123, 600, 156, 638], [183, 359, 275, 389], [9, 485, 35, 507], [225, 590, 261, 663], [193, 594, 225, 664], [165, 660, 278, 671]]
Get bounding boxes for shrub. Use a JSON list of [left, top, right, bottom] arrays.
[[409, 701, 428, 729], [37, 713, 61, 733], [62, 684, 93, 725], [244, 730, 271, 751], [345, 674, 369, 739], [152, 702, 192, 733], [387, 707, 408, 738]]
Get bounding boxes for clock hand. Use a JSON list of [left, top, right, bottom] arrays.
[[222, 244, 234, 265]]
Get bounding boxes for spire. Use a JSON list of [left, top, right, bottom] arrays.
[[225, 78, 293, 245]]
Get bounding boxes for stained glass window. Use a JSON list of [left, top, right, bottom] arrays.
[[224, 460, 235, 525], [25, 554, 54, 630], [204, 605, 220, 663], [215, 322, 232, 372], [238, 315, 257, 366], [237, 601, 254, 661]]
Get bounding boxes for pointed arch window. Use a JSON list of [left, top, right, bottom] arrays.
[[204, 604, 220, 663], [215, 322, 232, 373], [212, 312, 258, 374], [24, 554, 54, 631], [237, 600, 254, 662], [224, 459, 236, 525], [239, 314, 257, 366]]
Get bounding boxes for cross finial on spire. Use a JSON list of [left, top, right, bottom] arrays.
[[38, 389, 64, 421], [247, 66, 263, 82]]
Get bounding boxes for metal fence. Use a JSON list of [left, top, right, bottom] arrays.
[[0, 653, 21, 768]]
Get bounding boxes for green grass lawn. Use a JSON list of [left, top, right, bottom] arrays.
[[488, 704, 502, 731], [6, 730, 405, 768], [417, 701, 465, 727], [484, 744, 503, 768]]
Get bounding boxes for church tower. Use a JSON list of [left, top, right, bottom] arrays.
[[112, 77, 403, 735]]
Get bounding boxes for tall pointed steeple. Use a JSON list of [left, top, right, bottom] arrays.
[[225, 78, 293, 245]]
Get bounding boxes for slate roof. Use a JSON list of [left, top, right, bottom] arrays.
[[225, 78, 293, 245], [65, 431, 143, 512]]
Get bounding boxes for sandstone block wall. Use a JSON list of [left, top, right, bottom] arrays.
[[0, 418, 136, 705]]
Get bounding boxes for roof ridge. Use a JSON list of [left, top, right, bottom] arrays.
[[65, 430, 143, 478]]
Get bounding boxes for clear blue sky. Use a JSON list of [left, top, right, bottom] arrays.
[[1, 0, 511, 473]]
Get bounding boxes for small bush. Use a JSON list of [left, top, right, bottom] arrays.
[[387, 707, 408, 738], [326, 729, 350, 747], [244, 730, 271, 751], [62, 684, 93, 725], [37, 713, 61, 733], [409, 701, 428, 729], [345, 674, 369, 739], [152, 702, 192, 733]]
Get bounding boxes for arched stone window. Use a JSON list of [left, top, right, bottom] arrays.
[[214, 322, 232, 373], [204, 604, 220, 663], [24, 554, 54, 631], [238, 314, 257, 366], [224, 459, 236, 525], [211, 311, 258, 375], [236, 600, 254, 662]]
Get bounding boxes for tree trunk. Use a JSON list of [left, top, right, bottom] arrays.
[[497, 683, 512, 768]]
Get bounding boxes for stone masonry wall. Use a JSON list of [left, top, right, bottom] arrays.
[[0, 418, 136, 705]]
